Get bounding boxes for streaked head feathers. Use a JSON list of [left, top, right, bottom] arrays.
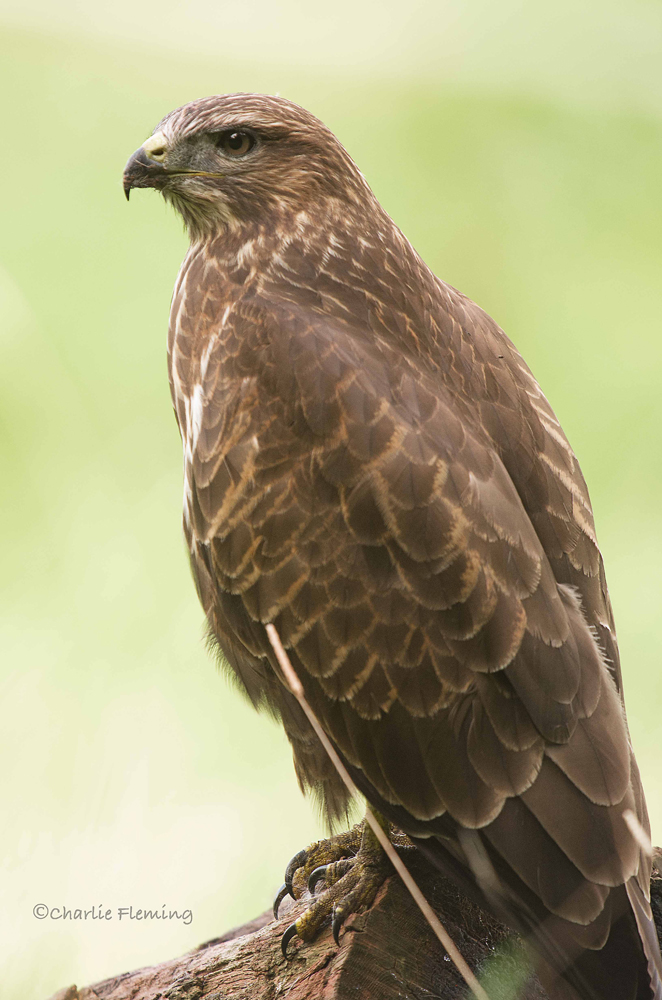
[[123, 93, 374, 238]]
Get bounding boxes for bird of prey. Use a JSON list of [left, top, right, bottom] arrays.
[[123, 94, 662, 999]]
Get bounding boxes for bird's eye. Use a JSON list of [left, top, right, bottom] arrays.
[[218, 131, 255, 157]]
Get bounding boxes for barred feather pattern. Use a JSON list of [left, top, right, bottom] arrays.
[[152, 95, 660, 999]]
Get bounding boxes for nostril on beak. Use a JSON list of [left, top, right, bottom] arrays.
[[142, 131, 169, 163]]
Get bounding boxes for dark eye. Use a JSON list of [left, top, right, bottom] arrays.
[[218, 131, 255, 157]]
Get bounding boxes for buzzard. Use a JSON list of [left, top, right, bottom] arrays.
[[123, 94, 662, 999]]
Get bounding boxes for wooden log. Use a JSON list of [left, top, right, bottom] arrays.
[[46, 848, 662, 1000]]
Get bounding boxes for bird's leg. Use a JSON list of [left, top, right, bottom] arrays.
[[275, 812, 405, 956]]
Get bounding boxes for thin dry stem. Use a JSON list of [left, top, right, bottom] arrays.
[[265, 622, 490, 1000]]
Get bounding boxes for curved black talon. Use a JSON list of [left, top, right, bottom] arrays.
[[331, 904, 343, 946], [281, 921, 299, 958], [308, 864, 330, 894], [273, 882, 292, 919], [283, 848, 307, 894]]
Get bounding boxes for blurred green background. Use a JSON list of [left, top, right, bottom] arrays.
[[1, 2, 661, 997]]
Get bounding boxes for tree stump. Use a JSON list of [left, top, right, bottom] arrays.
[[46, 848, 662, 1000]]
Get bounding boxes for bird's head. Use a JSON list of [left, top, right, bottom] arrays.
[[123, 93, 372, 241]]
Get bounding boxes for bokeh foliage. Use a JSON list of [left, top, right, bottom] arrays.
[[1, 22, 661, 1000]]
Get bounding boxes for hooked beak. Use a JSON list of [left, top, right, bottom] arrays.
[[123, 132, 169, 201]]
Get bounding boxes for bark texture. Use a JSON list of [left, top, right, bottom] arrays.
[[46, 850, 662, 1000]]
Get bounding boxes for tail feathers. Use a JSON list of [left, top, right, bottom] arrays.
[[339, 757, 662, 998], [414, 833, 662, 1000], [533, 883, 660, 1000], [626, 878, 662, 1000]]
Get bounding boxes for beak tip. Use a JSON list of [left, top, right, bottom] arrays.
[[123, 142, 169, 201]]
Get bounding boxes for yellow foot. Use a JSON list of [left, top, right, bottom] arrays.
[[274, 816, 402, 957]]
